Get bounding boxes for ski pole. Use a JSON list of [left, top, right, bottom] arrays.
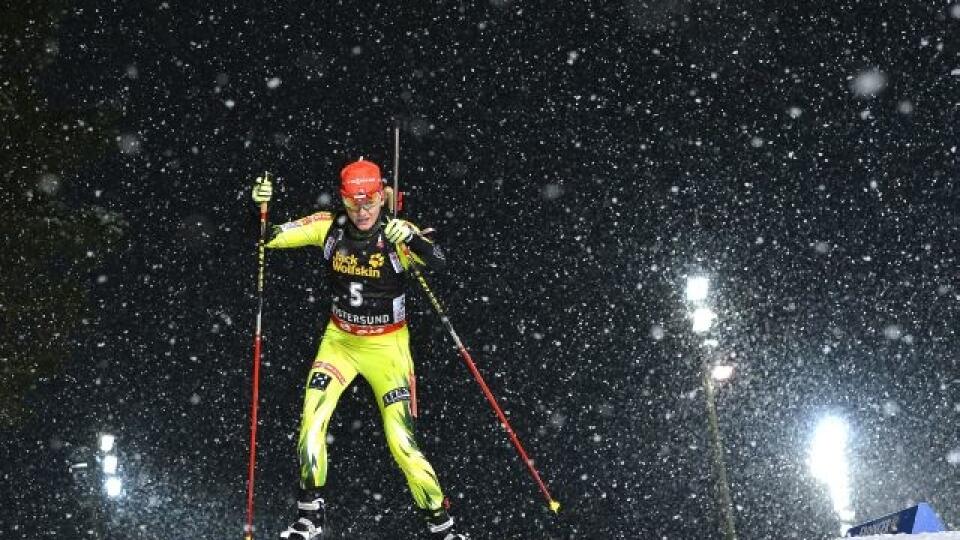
[[393, 124, 400, 209], [405, 260, 559, 513], [390, 129, 559, 513], [244, 171, 272, 540]]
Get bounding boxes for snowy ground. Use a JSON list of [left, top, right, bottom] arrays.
[[836, 534, 960, 540]]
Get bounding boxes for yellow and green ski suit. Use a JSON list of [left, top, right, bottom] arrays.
[[266, 210, 448, 512]]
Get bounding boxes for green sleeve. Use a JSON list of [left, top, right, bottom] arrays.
[[266, 211, 334, 249]]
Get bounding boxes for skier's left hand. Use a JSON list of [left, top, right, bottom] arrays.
[[251, 174, 273, 204], [384, 218, 414, 243]]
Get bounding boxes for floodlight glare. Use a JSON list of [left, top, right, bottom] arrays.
[[809, 416, 848, 480], [711, 364, 735, 381], [102, 454, 118, 475], [809, 415, 855, 526], [686, 276, 710, 302], [99, 433, 115, 453], [690, 307, 715, 334], [104, 476, 123, 498]]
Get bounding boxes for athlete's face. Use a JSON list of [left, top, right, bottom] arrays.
[[343, 193, 383, 231]]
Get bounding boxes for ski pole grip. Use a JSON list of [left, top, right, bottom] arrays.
[[258, 171, 273, 217]]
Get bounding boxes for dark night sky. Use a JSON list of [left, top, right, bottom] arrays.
[[3, 1, 959, 539]]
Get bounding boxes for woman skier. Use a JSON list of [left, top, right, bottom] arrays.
[[251, 158, 467, 540]]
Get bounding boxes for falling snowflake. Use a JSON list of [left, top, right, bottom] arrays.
[[849, 68, 888, 98]]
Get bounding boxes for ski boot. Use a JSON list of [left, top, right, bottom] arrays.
[[279, 490, 325, 540], [420, 506, 469, 539]]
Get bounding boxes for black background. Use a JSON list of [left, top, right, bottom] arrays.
[[3, 1, 959, 539]]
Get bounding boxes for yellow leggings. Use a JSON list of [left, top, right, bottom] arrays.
[[296, 322, 446, 511]]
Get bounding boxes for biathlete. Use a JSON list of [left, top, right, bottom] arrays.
[[251, 159, 467, 540]]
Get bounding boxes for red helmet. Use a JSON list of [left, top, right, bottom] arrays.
[[339, 159, 383, 201]]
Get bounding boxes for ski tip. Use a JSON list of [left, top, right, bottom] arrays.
[[549, 500, 561, 514]]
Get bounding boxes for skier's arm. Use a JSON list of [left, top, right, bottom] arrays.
[[251, 175, 333, 249], [404, 232, 446, 268], [266, 212, 334, 249]]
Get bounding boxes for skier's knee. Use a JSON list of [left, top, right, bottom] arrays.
[[385, 426, 423, 467]]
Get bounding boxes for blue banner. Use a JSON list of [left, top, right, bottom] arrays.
[[847, 503, 945, 536]]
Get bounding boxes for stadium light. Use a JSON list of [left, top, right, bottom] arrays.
[[102, 454, 118, 475], [809, 415, 856, 528], [99, 433, 115, 453], [104, 476, 123, 499], [97, 431, 125, 501], [682, 272, 737, 539], [711, 364, 735, 381], [686, 276, 710, 303], [691, 307, 716, 334]]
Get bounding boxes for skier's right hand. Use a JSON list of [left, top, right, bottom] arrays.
[[252, 174, 273, 204]]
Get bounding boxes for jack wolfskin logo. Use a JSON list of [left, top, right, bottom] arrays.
[[382, 387, 411, 407], [333, 252, 381, 278], [368, 253, 384, 268]]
